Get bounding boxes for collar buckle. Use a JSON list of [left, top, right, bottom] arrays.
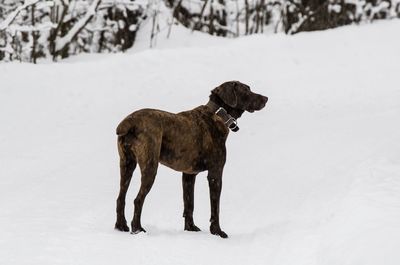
[[215, 107, 239, 132]]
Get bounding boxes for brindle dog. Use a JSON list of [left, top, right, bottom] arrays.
[[115, 81, 268, 238]]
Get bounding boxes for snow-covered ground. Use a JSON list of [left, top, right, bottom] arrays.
[[1, 20, 400, 265]]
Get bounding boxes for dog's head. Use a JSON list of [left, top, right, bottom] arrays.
[[210, 81, 268, 119]]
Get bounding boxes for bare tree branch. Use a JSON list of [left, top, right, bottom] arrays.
[[192, 0, 209, 32], [49, 0, 69, 56]]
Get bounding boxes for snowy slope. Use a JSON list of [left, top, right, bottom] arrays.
[[1, 20, 400, 265]]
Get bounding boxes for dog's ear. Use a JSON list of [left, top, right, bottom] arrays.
[[212, 82, 237, 108]]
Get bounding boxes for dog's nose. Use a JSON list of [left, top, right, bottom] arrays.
[[260, 96, 268, 108], [251, 95, 268, 111]]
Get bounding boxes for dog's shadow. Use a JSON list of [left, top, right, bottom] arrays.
[[141, 225, 210, 239], [133, 222, 287, 241]]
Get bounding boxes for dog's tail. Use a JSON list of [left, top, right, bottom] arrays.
[[116, 115, 135, 136]]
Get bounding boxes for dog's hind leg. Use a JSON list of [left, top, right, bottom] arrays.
[[131, 135, 161, 234], [182, 173, 201, 232], [115, 136, 137, 232]]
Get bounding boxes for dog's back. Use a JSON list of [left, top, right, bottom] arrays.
[[116, 108, 175, 136], [116, 106, 228, 174]]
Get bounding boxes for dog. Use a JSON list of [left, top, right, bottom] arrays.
[[114, 81, 268, 238]]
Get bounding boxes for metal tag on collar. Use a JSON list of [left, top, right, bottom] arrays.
[[215, 107, 226, 116], [227, 117, 239, 132], [216, 107, 239, 132]]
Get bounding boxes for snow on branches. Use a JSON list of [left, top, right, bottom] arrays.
[[0, 0, 146, 62], [1, 0, 399, 62]]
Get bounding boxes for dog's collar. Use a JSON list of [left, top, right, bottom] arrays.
[[206, 100, 239, 132]]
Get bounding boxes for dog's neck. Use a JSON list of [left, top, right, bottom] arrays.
[[206, 100, 239, 132]]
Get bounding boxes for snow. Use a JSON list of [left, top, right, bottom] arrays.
[[7, 21, 55, 33], [1, 20, 400, 265]]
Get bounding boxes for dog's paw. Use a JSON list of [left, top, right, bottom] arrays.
[[211, 229, 228, 238], [185, 223, 201, 232], [130, 226, 146, 234], [115, 222, 130, 232], [210, 225, 228, 238]]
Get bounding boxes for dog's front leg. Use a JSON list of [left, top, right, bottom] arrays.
[[182, 173, 201, 232], [207, 168, 228, 238]]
